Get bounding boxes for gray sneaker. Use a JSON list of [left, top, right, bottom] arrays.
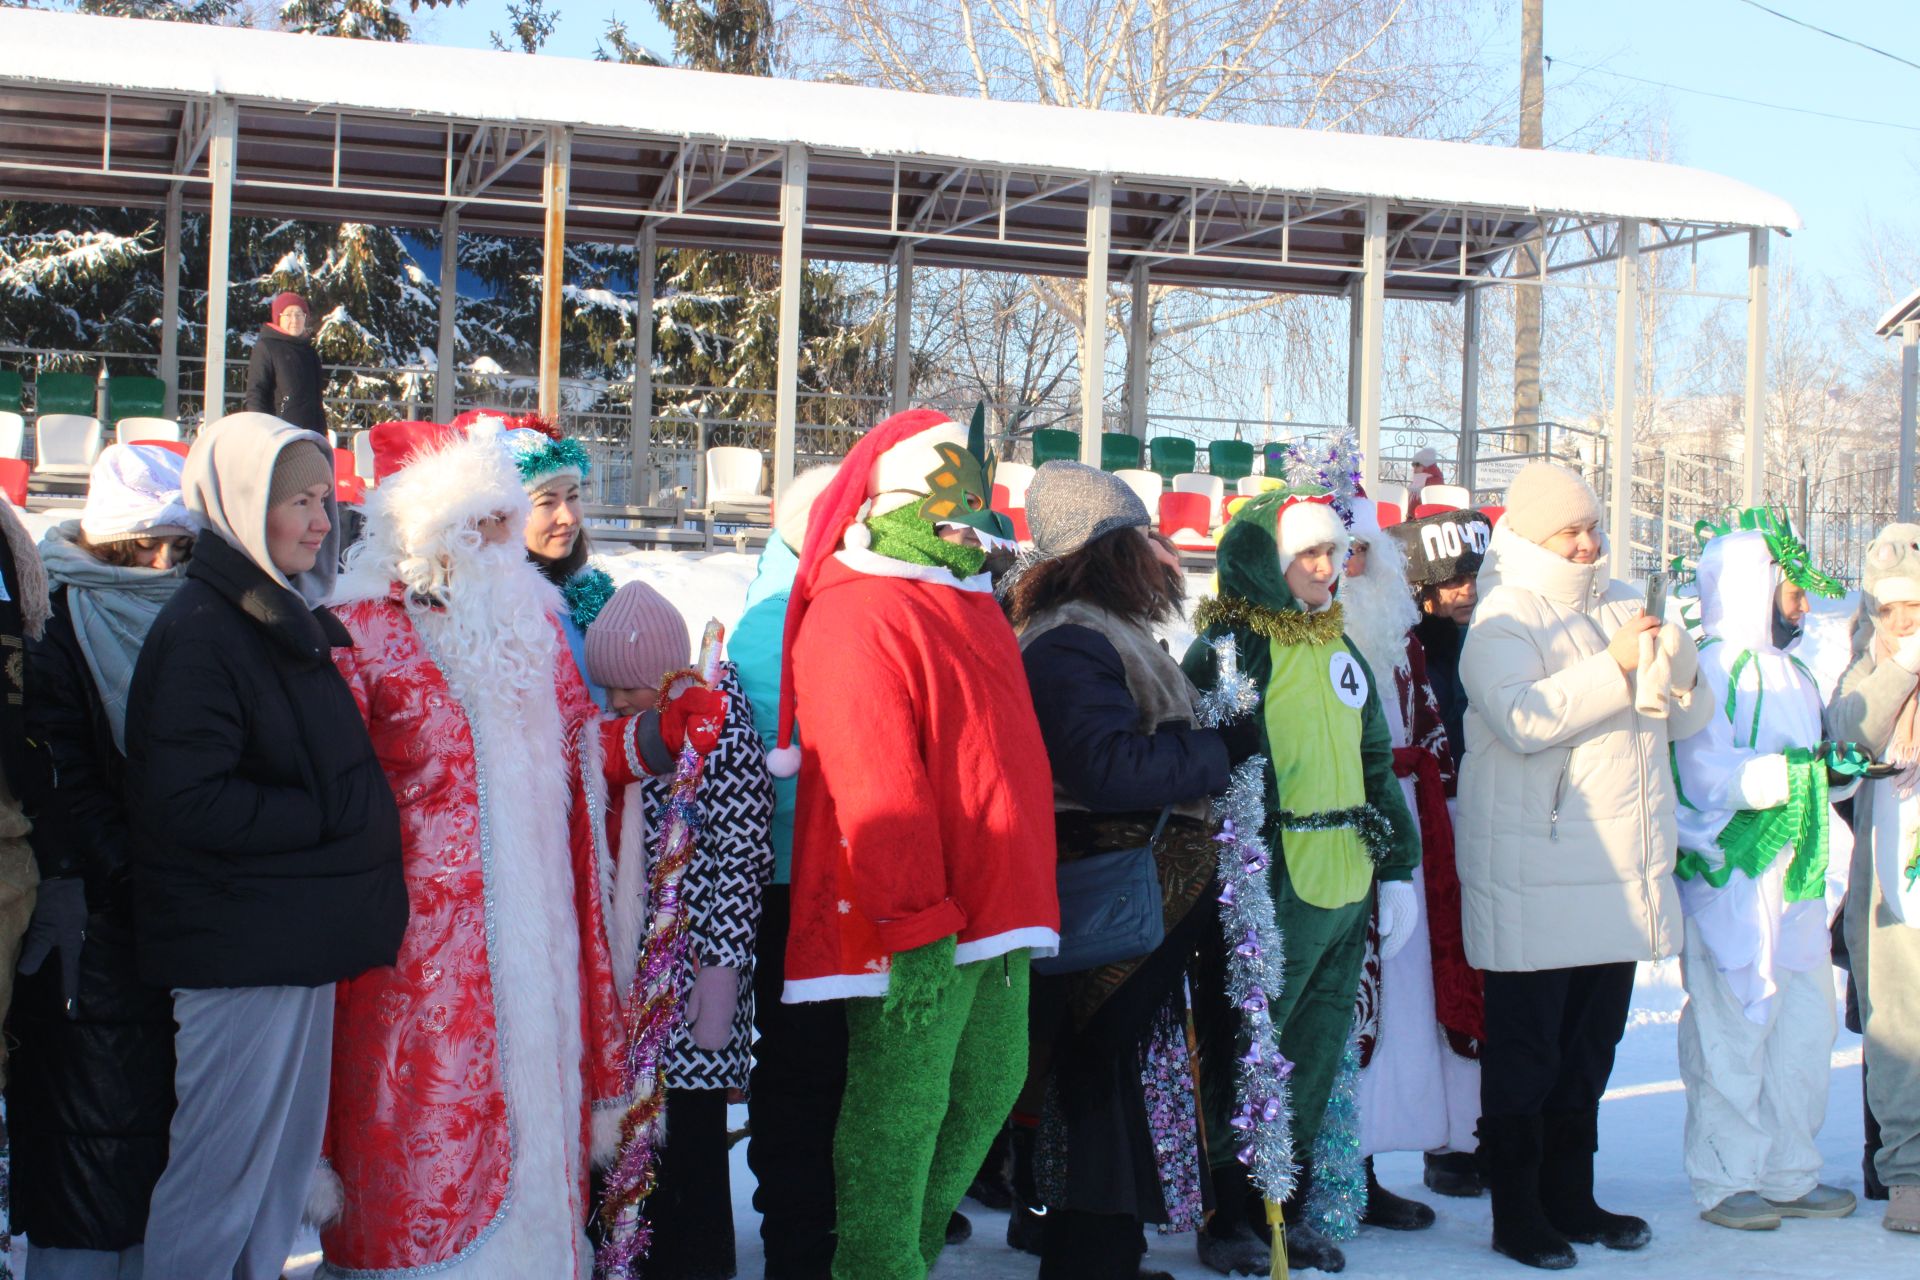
[[1765, 1185, 1858, 1219], [1702, 1192, 1783, 1230]]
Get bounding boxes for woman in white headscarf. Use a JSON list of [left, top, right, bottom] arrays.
[[8, 444, 195, 1278]]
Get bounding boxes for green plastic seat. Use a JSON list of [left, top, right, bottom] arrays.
[[35, 371, 97, 418], [1100, 433, 1143, 472], [1148, 436, 1196, 483], [1263, 442, 1290, 476], [1208, 440, 1255, 482], [1031, 428, 1080, 467], [106, 375, 166, 425], [0, 370, 21, 415]]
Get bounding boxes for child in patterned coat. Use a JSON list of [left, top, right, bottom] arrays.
[[587, 580, 775, 1279]]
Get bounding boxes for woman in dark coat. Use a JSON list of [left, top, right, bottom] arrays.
[[1009, 462, 1257, 1280], [7, 444, 200, 1275], [126, 412, 406, 1280], [242, 291, 327, 434]]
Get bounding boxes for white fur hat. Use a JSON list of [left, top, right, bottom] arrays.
[[355, 418, 529, 577], [1277, 495, 1350, 577]]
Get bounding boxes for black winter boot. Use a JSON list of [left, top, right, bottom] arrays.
[[1480, 1115, 1576, 1270], [1538, 1111, 1649, 1251], [1278, 1161, 1346, 1273], [1362, 1156, 1436, 1230], [1424, 1149, 1485, 1198], [1865, 1070, 1889, 1201], [1197, 1161, 1272, 1276], [1006, 1123, 1045, 1256]]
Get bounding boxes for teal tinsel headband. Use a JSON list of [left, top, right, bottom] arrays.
[[515, 433, 592, 489]]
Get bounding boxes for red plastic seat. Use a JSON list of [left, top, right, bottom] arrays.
[[1008, 508, 1030, 542], [1413, 503, 1455, 520], [1375, 500, 1402, 528], [1159, 491, 1213, 543], [131, 439, 190, 457], [1480, 505, 1505, 526], [0, 458, 27, 507]]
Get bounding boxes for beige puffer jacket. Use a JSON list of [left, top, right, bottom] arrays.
[[1456, 523, 1711, 972]]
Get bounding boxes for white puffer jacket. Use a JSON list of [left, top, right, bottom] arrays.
[[1456, 523, 1711, 972]]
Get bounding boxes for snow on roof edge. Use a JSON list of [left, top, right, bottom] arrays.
[[1875, 286, 1920, 336], [0, 9, 1803, 233]]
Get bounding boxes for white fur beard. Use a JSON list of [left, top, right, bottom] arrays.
[[410, 542, 563, 710], [1341, 559, 1419, 684]]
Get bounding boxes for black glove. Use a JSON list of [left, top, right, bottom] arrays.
[[1214, 715, 1265, 766], [17, 876, 86, 1018]]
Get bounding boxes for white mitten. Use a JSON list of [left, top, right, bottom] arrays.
[[1896, 631, 1920, 674], [685, 963, 740, 1052], [1662, 623, 1698, 691], [1377, 881, 1419, 962]]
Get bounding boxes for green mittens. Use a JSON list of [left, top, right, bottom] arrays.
[[882, 934, 960, 1030]]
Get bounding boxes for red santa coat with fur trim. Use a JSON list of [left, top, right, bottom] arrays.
[[318, 588, 637, 1274], [783, 550, 1060, 1002]]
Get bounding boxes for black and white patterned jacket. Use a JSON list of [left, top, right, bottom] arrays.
[[638, 664, 775, 1091]]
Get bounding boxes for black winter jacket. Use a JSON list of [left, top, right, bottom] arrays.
[[6, 589, 175, 1249], [1020, 622, 1230, 814], [242, 324, 327, 433], [124, 530, 406, 988]]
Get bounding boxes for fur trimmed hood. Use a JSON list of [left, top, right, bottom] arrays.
[[332, 418, 531, 607]]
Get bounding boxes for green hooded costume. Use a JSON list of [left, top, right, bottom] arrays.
[[1182, 489, 1420, 1169]]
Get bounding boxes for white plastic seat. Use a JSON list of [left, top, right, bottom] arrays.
[[353, 430, 376, 483], [1237, 475, 1282, 497], [994, 460, 1036, 509], [116, 416, 181, 445], [35, 414, 103, 477], [0, 412, 24, 460], [1372, 480, 1410, 514], [1171, 472, 1225, 527], [1113, 468, 1163, 519], [1422, 483, 1471, 511], [706, 446, 771, 509]]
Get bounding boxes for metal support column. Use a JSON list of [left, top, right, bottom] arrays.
[[1610, 219, 1641, 563], [1458, 287, 1480, 496], [773, 144, 808, 500], [1901, 318, 1919, 521], [1356, 197, 1388, 490], [538, 127, 571, 424], [160, 184, 182, 419], [891, 241, 913, 413], [1742, 230, 1770, 508], [434, 206, 459, 421], [1127, 260, 1150, 439], [202, 98, 237, 420], [1345, 282, 1364, 432], [632, 223, 656, 505], [1079, 174, 1112, 467]]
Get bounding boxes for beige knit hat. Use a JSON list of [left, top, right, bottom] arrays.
[[1503, 461, 1602, 545], [266, 439, 334, 509], [585, 579, 691, 691]]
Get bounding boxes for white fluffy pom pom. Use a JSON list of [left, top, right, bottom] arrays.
[[767, 743, 803, 778], [303, 1157, 345, 1227]]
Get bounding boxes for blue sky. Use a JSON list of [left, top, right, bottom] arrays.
[[414, 0, 1919, 292]]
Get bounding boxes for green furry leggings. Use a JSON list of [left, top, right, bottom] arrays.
[[832, 950, 1030, 1279]]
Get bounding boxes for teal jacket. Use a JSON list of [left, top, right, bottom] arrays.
[[732, 536, 799, 883]]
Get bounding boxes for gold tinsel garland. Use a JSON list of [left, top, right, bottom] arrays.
[[1192, 596, 1346, 648]]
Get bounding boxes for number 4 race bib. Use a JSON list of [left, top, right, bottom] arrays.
[[1329, 650, 1369, 709]]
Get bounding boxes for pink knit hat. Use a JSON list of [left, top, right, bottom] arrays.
[[585, 580, 690, 691]]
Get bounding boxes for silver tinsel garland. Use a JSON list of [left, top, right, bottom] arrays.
[[1214, 758, 1299, 1204], [1194, 634, 1260, 729]]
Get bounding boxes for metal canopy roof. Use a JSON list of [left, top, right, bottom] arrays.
[[0, 10, 1797, 300]]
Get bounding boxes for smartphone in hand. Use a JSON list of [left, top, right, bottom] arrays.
[[1644, 570, 1670, 622]]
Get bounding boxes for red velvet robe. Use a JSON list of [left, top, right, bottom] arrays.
[[319, 588, 639, 1275]]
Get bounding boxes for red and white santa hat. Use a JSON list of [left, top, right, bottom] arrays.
[[765, 407, 960, 777]]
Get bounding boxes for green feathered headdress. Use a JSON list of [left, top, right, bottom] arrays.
[[1687, 507, 1844, 598]]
